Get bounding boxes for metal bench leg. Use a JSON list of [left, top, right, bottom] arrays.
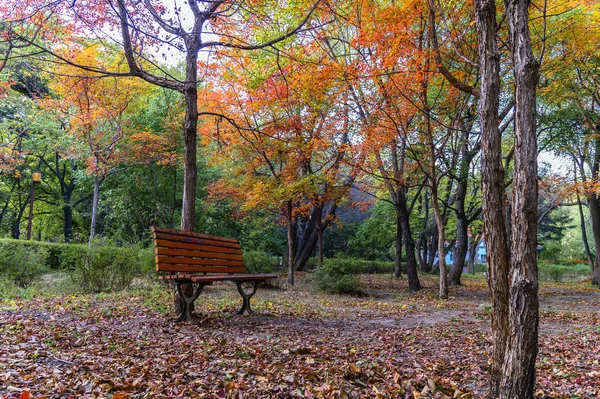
[[236, 281, 259, 315], [175, 282, 204, 322]]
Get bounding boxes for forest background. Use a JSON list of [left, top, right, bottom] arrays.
[[1, 0, 599, 290]]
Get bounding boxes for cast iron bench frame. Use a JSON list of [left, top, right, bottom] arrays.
[[152, 226, 278, 322]]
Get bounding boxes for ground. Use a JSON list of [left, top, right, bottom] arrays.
[[1, 274, 599, 398]]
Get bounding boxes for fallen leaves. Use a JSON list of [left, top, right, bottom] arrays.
[[0, 277, 599, 398]]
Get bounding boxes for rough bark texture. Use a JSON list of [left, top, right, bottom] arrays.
[[395, 215, 403, 278], [180, 62, 199, 232], [397, 191, 422, 292], [501, 0, 540, 397], [475, 0, 510, 396]]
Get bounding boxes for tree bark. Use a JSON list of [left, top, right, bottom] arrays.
[[449, 132, 477, 285], [395, 213, 403, 278], [180, 74, 198, 232], [397, 191, 422, 291], [475, 0, 511, 396], [500, 0, 541, 397], [587, 194, 600, 285], [450, 210, 468, 285], [89, 175, 101, 241], [576, 187, 595, 275], [431, 188, 448, 299], [287, 201, 296, 285]]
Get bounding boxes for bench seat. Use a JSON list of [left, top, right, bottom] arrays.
[[152, 226, 278, 321]]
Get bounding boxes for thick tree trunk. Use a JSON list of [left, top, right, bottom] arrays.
[[395, 213, 403, 278], [64, 204, 73, 243], [287, 215, 295, 286], [397, 192, 422, 292], [587, 195, 600, 285], [475, 1, 511, 396], [450, 212, 468, 285], [180, 84, 198, 232], [450, 136, 475, 285], [577, 190, 595, 276], [500, 1, 540, 397], [89, 176, 100, 241]]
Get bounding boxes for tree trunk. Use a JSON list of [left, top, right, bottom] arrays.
[[89, 176, 100, 241], [180, 80, 198, 232], [587, 194, 600, 285], [294, 204, 337, 271], [468, 236, 478, 273], [431, 189, 448, 299], [450, 134, 475, 285], [397, 191, 422, 291], [450, 211, 468, 285], [576, 190, 595, 274], [500, 0, 541, 397], [475, 0, 511, 396], [395, 213, 403, 278], [11, 200, 28, 240], [287, 201, 296, 285]]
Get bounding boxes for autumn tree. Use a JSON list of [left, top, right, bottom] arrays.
[[44, 46, 171, 241], [537, 1, 600, 285], [2, 0, 325, 233], [204, 40, 356, 284]]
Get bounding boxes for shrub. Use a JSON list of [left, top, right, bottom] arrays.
[[315, 260, 363, 295], [538, 261, 590, 282], [69, 239, 143, 293], [541, 264, 566, 282], [0, 241, 49, 286], [0, 238, 153, 293], [243, 251, 281, 274], [317, 258, 395, 275]]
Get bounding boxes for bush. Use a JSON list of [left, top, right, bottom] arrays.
[[317, 258, 395, 275], [315, 260, 363, 295], [0, 241, 49, 286], [243, 251, 281, 274], [0, 238, 153, 293], [69, 239, 144, 293], [541, 264, 566, 282], [538, 261, 590, 282]]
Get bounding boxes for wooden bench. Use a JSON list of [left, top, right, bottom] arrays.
[[152, 226, 278, 322]]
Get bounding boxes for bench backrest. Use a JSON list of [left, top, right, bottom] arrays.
[[152, 226, 248, 274]]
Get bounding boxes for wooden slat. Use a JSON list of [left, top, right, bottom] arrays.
[[155, 248, 244, 261], [153, 233, 241, 250], [153, 240, 243, 255], [158, 274, 214, 282], [191, 274, 278, 282], [156, 256, 244, 267], [152, 226, 238, 244], [156, 264, 248, 273]]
